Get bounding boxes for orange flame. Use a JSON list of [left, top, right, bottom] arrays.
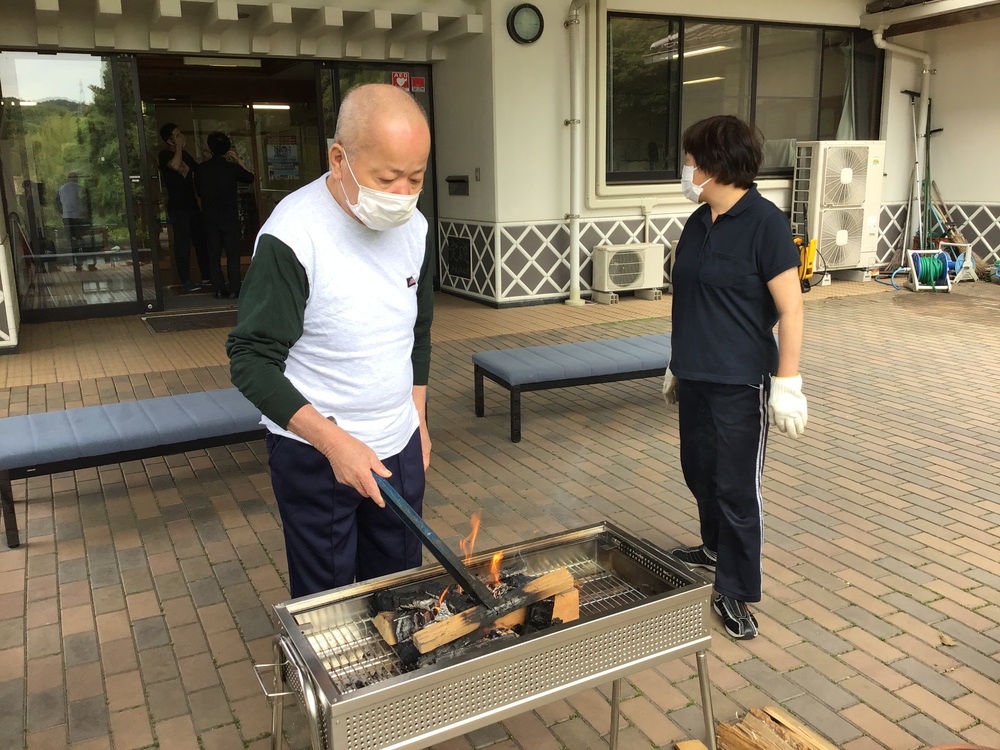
[[489, 552, 504, 587], [435, 586, 449, 614], [460, 511, 482, 566]]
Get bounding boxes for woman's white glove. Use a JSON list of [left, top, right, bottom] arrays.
[[768, 375, 807, 438], [662, 368, 679, 405]]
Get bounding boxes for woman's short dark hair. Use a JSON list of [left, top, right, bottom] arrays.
[[207, 131, 231, 156], [159, 122, 178, 143], [681, 115, 762, 189]]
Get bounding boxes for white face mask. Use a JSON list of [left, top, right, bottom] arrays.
[[340, 152, 421, 230], [681, 165, 712, 203]]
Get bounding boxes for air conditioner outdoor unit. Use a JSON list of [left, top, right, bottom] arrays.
[[591, 243, 664, 304], [790, 140, 885, 277]]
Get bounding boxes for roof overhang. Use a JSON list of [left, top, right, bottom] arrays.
[[1, 0, 483, 61], [862, 0, 1000, 36]]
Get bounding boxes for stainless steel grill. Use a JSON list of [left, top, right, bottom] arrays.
[[259, 523, 718, 750]]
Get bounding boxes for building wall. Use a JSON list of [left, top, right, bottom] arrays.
[[877, 18, 1000, 263], [485, 0, 867, 224], [433, 12, 498, 225], [491, 0, 572, 224], [437, 0, 880, 304], [922, 19, 1000, 205]]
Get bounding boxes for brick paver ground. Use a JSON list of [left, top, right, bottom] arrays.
[[2, 281, 1000, 750]]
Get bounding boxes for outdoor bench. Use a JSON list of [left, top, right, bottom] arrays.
[[472, 333, 671, 443], [0, 388, 264, 549]]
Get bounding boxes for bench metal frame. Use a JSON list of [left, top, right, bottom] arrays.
[[1, 429, 265, 548], [474, 364, 662, 443]]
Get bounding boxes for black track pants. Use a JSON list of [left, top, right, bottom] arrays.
[[267, 428, 424, 599], [677, 378, 769, 602]]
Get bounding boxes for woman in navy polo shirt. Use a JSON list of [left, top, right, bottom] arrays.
[[667, 115, 807, 640]]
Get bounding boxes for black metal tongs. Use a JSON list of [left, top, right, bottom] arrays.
[[373, 474, 499, 610]]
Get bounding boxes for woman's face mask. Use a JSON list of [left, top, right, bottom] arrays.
[[340, 151, 421, 230], [681, 164, 712, 203]]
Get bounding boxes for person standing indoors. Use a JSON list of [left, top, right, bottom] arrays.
[[158, 124, 210, 291], [57, 172, 91, 271], [194, 132, 255, 299], [667, 115, 807, 640], [226, 84, 433, 598]]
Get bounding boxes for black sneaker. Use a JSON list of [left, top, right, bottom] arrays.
[[713, 594, 759, 640], [671, 544, 717, 572]]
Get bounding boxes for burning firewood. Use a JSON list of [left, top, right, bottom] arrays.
[[371, 566, 580, 663], [413, 567, 575, 653]]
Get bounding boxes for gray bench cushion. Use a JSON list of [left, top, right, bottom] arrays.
[[472, 334, 671, 386], [0, 388, 262, 471]]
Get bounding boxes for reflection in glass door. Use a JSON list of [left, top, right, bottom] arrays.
[[142, 99, 322, 305], [144, 102, 255, 294], [253, 103, 322, 231], [0, 51, 149, 320]]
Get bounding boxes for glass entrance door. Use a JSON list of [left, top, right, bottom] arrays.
[[0, 51, 150, 320], [145, 102, 255, 297], [139, 57, 323, 309]]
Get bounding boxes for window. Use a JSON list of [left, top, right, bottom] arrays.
[[606, 15, 680, 182], [606, 16, 883, 184], [680, 22, 751, 138], [756, 26, 822, 171]]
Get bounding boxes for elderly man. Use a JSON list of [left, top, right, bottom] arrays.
[[226, 84, 432, 598]]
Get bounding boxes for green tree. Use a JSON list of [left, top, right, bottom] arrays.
[[82, 60, 130, 244]]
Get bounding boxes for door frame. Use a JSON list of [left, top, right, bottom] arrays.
[[115, 55, 164, 314], [0, 51, 153, 323]]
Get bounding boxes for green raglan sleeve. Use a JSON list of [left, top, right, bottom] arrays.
[[226, 235, 311, 428], [411, 239, 434, 386]]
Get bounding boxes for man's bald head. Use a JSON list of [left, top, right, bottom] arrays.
[[333, 83, 428, 157]]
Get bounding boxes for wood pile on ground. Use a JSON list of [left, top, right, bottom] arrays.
[[677, 706, 840, 750]]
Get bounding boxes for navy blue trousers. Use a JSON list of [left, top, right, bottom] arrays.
[[167, 207, 209, 283], [204, 214, 242, 295], [266, 428, 424, 599], [677, 379, 769, 602]]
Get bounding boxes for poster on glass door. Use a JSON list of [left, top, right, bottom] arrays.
[[265, 135, 299, 180]]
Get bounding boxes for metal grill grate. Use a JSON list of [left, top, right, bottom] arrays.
[[309, 555, 646, 696], [308, 618, 405, 694]]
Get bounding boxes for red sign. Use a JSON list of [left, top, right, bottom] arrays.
[[411, 76, 426, 93], [391, 71, 410, 90]]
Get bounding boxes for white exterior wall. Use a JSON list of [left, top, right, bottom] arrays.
[[874, 18, 1000, 263], [484, 0, 867, 225], [880, 19, 1000, 205], [434, 17, 499, 223], [922, 19, 1000, 204], [492, 0, 572, 224], [878, 39, 926, 204]]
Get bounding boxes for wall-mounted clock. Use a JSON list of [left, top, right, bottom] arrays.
[[507, 4, 544, 45]]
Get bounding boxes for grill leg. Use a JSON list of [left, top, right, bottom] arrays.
[[474, 366, 485, 417], [1, 471, 20, 549], [510, 387, 521, 443], [609, 678, 621, 750], [696, 650, 718, 750], [271, 638, 284, 750]]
